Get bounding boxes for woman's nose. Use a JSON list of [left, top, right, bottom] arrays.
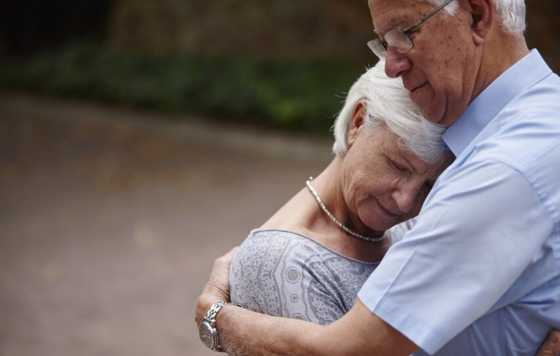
[[384, 49, 412, 78], [392, 183, 419, 215]]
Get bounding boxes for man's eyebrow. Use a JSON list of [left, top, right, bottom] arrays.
[[374, 18, 411, 36]]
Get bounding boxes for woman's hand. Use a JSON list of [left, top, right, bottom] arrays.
[[194, 247, 238, 326], [537, 330, 560, 356]]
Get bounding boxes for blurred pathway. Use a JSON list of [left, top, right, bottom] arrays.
[[0, 94, 331, 356]]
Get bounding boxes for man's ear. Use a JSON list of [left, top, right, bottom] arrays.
[[346, 101, 367, 148], [468, 0, 493, 45]]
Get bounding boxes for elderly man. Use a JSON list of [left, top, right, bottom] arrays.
[[196, 0, 560, 354]]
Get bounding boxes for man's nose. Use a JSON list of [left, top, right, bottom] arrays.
[[384, 48, 411, 78]]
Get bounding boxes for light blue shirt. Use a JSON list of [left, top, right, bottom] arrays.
[[358, 50, 560, 355]]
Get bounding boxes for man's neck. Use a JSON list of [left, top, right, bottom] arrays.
[[472, 32, 529, 101]]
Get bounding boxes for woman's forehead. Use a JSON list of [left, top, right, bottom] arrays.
[[365, 124, 447, 175], [394, 137, 448, 176]]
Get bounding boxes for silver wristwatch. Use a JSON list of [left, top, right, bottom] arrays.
[[199, 301, 226, 352]]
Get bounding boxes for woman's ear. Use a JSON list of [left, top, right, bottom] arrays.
[[346, 101, 367, 148], [468, 0, 493, 45]]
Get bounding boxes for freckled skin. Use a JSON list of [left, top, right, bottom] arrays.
[[371, 0, 480, 126]]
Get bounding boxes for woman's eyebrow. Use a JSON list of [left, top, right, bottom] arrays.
[[401, 154, 426, 175], [390, 153, 413, 173]]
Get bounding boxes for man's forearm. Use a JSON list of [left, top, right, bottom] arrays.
[[196, 287, 324, 356], [195, 249, 415, 356], [218, 303, 323, 356], [198, 249, 560, 355], [197, 292, 415, 356]]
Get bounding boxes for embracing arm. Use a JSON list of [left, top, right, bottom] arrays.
[[195, 249, 417, 356]]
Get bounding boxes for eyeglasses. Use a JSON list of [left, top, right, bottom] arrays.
[[367, 0, 455, 59]]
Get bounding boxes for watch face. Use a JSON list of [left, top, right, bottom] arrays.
[[199, 321, 215, 348]]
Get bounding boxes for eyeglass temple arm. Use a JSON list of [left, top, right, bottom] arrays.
[[407, 0, 455, 33]]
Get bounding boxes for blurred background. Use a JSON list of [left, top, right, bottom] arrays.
[[0, 1, 558, 355]]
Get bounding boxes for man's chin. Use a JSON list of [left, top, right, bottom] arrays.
[[410, 87, 446, 124], [419, 101, 447, 125]]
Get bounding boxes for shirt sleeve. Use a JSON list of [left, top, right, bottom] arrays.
[[357, 160, 555, 355], [386, 218, 417, 244]]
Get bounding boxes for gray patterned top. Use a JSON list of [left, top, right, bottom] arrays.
[[229, 229, 380, 325]]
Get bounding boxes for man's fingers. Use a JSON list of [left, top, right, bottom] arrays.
[[537, 330, 560, 356]]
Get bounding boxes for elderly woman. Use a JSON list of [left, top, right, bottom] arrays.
[[229, 62, 450, 324]]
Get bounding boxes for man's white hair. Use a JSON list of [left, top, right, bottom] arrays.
[[424, 0, 526, 33], [367, 0, 526, 33], [332, 62, 445, 163]]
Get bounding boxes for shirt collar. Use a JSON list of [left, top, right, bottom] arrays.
[[443, 49, 553, 156]]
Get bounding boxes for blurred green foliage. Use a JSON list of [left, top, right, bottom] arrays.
[[0, 44, 365, 133], [1, 1, 556, 135]]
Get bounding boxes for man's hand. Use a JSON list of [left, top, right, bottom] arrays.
[[537, 330, 560, 356], [195, 247, 238, 326]]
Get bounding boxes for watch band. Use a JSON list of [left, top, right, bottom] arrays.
[[203, 301, 226, 351], [205, 301, 225, 322]]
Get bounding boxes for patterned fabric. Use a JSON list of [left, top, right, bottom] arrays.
[[230, 229, 379, 325]]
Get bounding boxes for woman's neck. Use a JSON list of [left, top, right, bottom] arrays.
[[262, 158, 388, 262], [305, 158, 346, 228]]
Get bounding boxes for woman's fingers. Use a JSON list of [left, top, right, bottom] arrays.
[[205, 247, 239, 301], [537, 330, 560, 356], [195, 247, 239, 325]]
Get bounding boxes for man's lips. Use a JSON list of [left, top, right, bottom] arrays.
[[405, 81, 428, 93]]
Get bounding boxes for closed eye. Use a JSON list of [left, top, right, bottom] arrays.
[[387, 157, 410, 174]]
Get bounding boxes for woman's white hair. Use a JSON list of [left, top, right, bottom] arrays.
[[332, 62, 445, 163], [425, 0, 526, 33]]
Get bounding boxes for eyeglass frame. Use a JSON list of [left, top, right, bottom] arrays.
[[367, 0, 456, 58]]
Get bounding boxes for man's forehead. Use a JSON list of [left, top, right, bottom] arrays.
[[370, 0, 425, 10], [370, 0, 426, 33]]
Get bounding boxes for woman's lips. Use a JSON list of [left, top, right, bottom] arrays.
[[377, 200, 400, 219], [356, 196, 402, 231]]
